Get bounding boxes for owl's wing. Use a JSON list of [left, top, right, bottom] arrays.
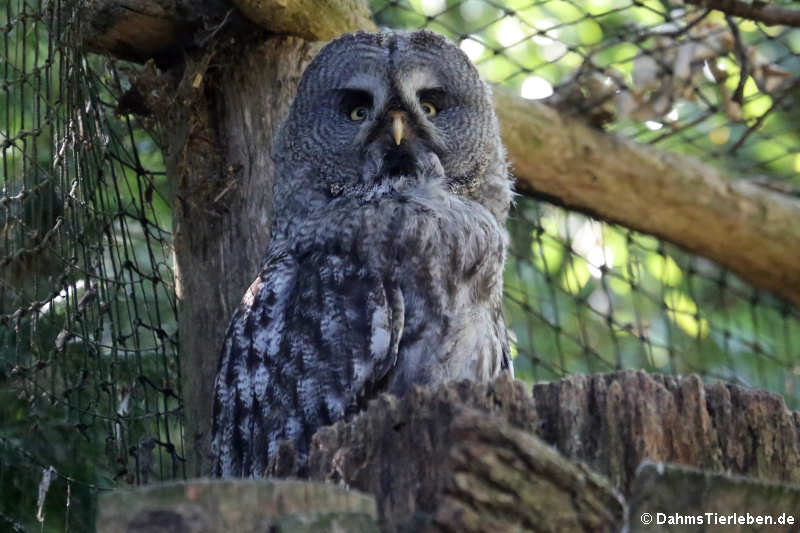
[[211, 244, 404, 477]]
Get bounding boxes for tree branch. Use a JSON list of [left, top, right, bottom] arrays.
[[230, 0, 377, 40], [79, 0, 378, 59], [494, 88, 800, 307], [78, 0, 192, 64], [684, 0, 800, 28]]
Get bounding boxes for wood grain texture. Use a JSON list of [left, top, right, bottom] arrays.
[[531, 371, 800, 492], [629, 462, 800, 532], [231, 0, 377, 40], [304, 371, 800, 531], [431, 410, 624, 533], [97, 479, 379, 533]]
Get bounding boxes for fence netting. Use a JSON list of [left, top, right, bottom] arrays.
[[2, 0, 180, 530], [1, 0, 798, 530]]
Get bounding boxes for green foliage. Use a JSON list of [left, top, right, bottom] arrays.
[[503, 200, 800, 396]]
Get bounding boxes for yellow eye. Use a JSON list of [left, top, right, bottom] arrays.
[[421, 102, 437, 117], [349, 106, 368, 121]]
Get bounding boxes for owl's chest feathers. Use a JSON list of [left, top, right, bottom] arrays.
[[287, 189, 506, 295], [273, 190, 508, 395]]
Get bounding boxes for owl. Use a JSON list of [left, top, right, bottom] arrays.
[[211, 30, 513, 478]]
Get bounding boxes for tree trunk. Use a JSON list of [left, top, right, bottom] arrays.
[[163, 36, 318, 477], [78, 1, 319, 476]]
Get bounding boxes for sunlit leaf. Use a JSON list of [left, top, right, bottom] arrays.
[[576, 19, 603, 45], [531, 233, 564, 274], [743, 94, 773, 121], [664, 290, 710, 338], [646, 255, 683, 287], [562, 257, 591, 294]]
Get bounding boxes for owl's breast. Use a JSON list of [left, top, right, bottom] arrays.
[[295, 191, 504, 280], [285, 190, 508, 393], [344, 193, 509, 394]]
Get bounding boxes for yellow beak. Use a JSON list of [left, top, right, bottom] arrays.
[[391, 112, 405, 146]]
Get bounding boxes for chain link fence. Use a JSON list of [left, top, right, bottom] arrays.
[[1, 0, 798, 530]]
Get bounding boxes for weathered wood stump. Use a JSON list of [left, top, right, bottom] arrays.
[[97, 479, 379, 533], [97, 371, 800, 532], [305, 371, 800, 531], [629, 462, 800, 532]]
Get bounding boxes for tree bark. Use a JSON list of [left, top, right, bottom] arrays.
[[684, 0, 800, 28], [97, 479, 379, 532], [304, 371, 800, 531], [165, 37, 317, 477], [530, 370, 800, 491], [629, 462, 800, 533], [230, 0, 377, 40], [94, 372, 800, 532], [78, 0, 198, 65]]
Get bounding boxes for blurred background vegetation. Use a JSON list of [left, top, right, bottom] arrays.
[[1, 0, 798, 530]]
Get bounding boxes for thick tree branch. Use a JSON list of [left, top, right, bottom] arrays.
[[79, 0, 376, 61], [230, 0, 377, 40], [494, 88, 800, 307], [78, 0, 193, 64], [685, 0, 800, 28]]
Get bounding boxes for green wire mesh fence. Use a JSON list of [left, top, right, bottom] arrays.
[[1, 0, 798, 530]]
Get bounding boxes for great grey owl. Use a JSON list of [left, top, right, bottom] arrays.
[[211, 29, 513, 477]]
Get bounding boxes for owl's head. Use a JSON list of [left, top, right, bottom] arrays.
[[273, 30, 511, 227]]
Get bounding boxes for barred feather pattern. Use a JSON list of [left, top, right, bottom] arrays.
[[211, 30, 513, 478]]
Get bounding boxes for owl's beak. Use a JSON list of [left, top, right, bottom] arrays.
[[389, 111, 405, 146]]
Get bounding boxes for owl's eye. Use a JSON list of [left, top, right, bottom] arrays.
[[421, 102, 437, 117], [338, 89, 372, 121], [349, 106, 369, 121]]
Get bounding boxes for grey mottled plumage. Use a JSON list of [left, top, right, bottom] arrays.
[[211, 30, 513, 477]]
